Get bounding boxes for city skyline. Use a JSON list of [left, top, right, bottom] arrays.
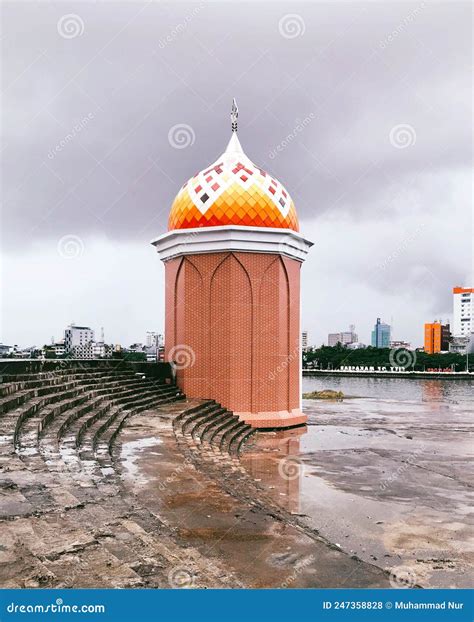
[[2, 2, 472, 349], [1, 287, 469, 351]]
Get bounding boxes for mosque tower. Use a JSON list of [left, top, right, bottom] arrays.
[[153, 101, 313, 428]]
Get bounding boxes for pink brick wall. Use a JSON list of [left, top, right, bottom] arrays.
[[165, 251, 303, 426]]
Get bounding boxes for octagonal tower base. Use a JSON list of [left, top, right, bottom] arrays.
[[153, 226, 313, 429]]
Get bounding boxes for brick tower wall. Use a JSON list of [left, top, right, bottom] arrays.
[[164, 251, 302, 425]]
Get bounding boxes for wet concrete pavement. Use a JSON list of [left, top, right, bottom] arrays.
[[240, 391, 473, 588], [3, 373, 471, 589], [118, 409, 390, 588]]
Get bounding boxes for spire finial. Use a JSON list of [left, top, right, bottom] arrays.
[[231, 98, 238, 133]]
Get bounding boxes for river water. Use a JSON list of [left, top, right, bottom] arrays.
[[303, 374, 474, 404], [240, 376, 473, 588]]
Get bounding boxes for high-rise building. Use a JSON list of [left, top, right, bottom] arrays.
[[146, 331, 162, 348], [371, 318, 391, 348], [64, 324, 94, 357], [153, 101, 313, 428], [452, 287, 473, 337], [328, 325, 358, 347], [424, 321, 451, 354]]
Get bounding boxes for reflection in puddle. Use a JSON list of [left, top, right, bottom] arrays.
[[240, 427, 306, 514], [121, 436, 163, 484], [239, 391, 473, 588]]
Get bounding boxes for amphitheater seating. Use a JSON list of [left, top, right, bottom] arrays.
[[0, 365, 256, 588]]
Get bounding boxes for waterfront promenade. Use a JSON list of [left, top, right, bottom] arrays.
[[304, 369, 472, 379]]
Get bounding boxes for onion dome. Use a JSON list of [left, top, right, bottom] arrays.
[[168, 99, 299, 232]]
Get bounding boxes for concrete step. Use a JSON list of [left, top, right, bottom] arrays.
[[0, 369, 139, 399], [201, 412, 238, 446], [227, 422, 253, 454], [231, 426, 255, 456], [172, 400, 214, 428], [190, 406, 227, 439], [2, 374, 149, 441], [61, 390, 182, 474], [216, 419, 246, 452], [199, 410, 235, 443], [103, 391, 184, 457], [181, 403, 221, 434]]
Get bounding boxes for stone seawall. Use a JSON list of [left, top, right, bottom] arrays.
[[0, 359, 173, 381]]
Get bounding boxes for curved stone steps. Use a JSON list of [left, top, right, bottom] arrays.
[[10, 373, 146, 453], [37, 384, 159, 465], [0, 371, 136, 415], [38, 397, 114, 474], [38, 385, 132, 445], [233, 426, 256, 456], [105, 389, 184, 442], [95, 392, 184, 471], [190, 406, 227, 440], [203, 413, 239, 446], [93, 410, 132, 473], [199, 409, 234, 443], [34, 375, 178, 467], [73, 382, 181, 452], [67, 389, 182, 475], [227, 422, 253, 455], [172, 400, 213, 429], [112, 385, 182, 411], [216, 419, 246, 452], [0, 378, 84, 417], [0, 370, 99, 398], [50, 379, 169, 442], [181, 402, 221, 435], [15, 393, 93, 465]]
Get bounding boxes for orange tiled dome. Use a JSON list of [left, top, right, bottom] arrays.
[[168, 132, 299, 232]]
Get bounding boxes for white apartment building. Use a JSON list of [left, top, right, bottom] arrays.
[[146, 332, 162, 348], [64, 325, 94, 358], [92, 342, 112, 358], [452, 287, 473, 337]]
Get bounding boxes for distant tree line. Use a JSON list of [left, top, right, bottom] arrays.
[[303, 344, 469, 372]]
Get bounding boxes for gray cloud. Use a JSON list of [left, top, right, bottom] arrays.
[[1, 1, 472, 347]]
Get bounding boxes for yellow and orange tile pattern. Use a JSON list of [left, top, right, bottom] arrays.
[[168, 147, 299, 232], [169, 181, 299, 231]]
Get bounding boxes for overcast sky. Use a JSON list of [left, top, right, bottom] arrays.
[[1, 1, 472, 348]]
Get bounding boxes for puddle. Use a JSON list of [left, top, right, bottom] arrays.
[[239, 392, 473, 588], [121, 436, 163, 485], [118, 414, 390, 588]]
